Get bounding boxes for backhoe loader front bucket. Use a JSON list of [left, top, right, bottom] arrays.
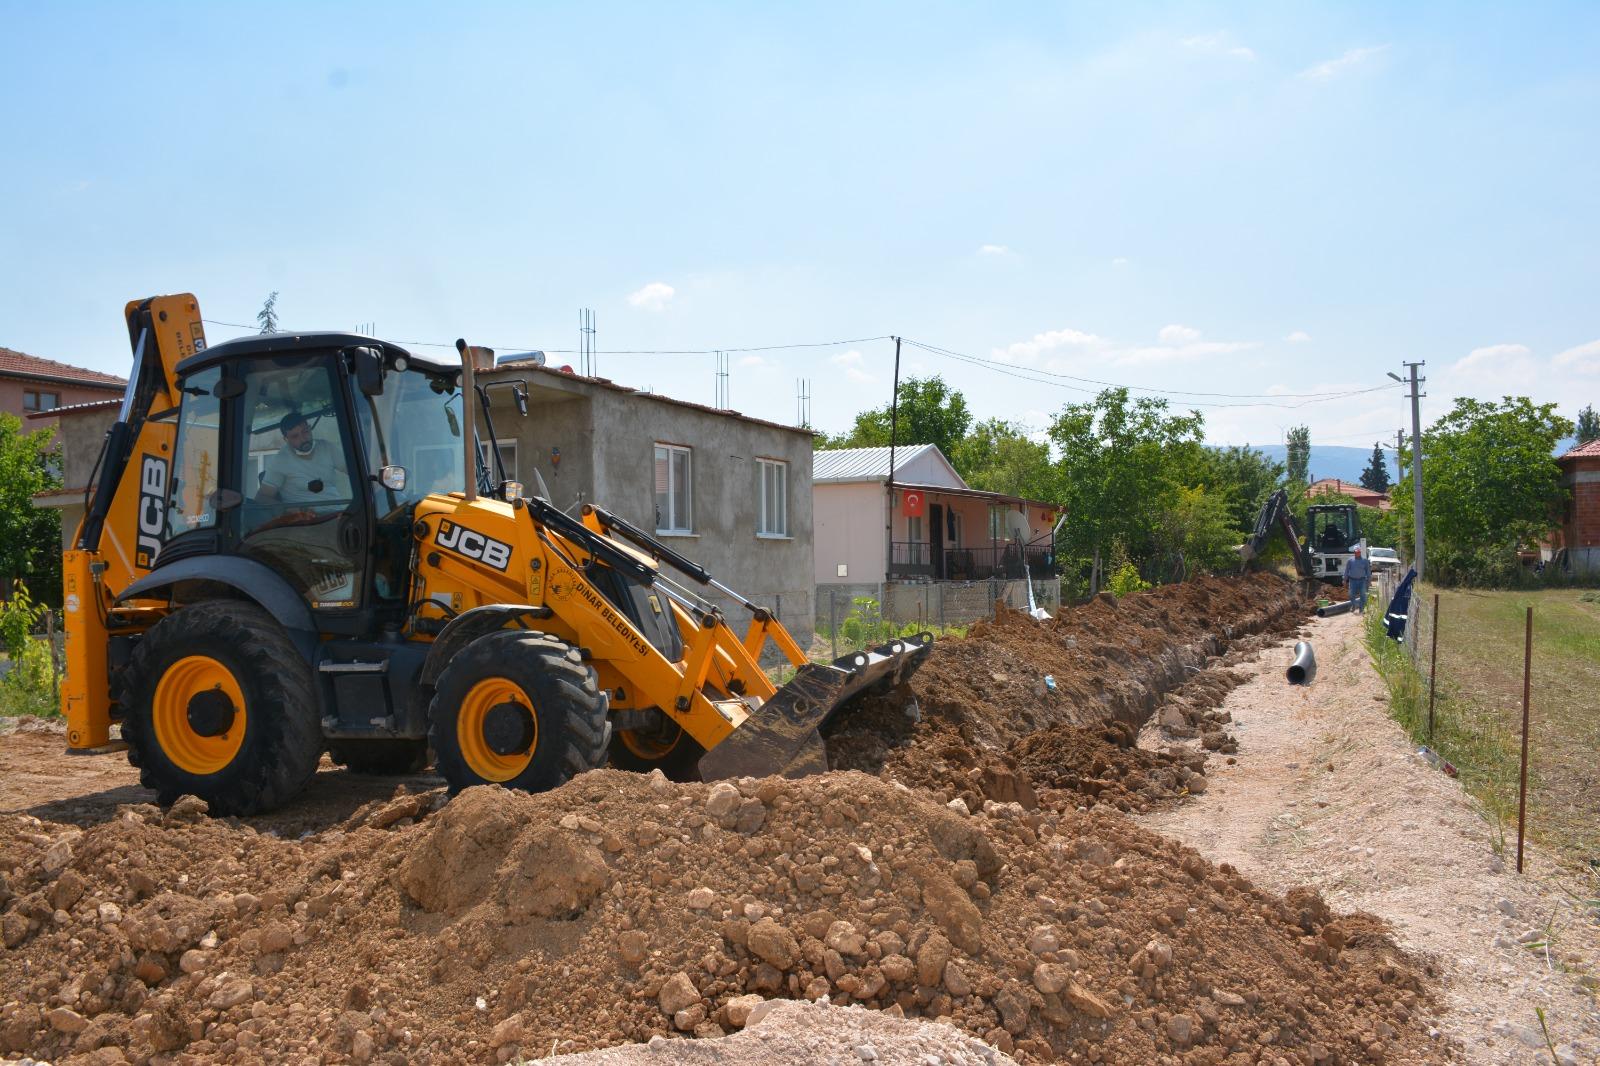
[[697, 633, 934, 781]]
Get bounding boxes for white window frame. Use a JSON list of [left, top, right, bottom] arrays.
[[756, 458, 788, 537], [654, 443, 693, 535], [988, 505, 1007, 541], [479, 438, 518, 483]]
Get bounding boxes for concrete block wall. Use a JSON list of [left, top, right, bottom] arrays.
[[816, 578, 1063, 631]]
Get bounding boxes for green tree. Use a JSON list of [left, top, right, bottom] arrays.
[[1359, 442, 1391, 493], [1285, 425, 1311, 483], [1578, 404, 1599, 444], [824, 376, 972, 461], [1391, 396, 1574, 585], [951, 418, 1057, 500], [0, 414, 63, 605], [1156, 484, 1241, 574], [1181, 445, 1285, 535], [1048, 388, 1205, 588], [257, 291, 280, 334]]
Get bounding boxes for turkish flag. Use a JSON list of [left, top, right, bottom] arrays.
[[903, 490, 926, 517]]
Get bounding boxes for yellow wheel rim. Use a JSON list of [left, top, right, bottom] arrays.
[[458, 678, 537, 782], [151, 655, 248, 776], [619, 720, 684, 761]]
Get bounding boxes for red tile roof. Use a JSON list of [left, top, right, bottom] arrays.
[[1560, 439, 1600, 460], [0, 346, 126, 388]]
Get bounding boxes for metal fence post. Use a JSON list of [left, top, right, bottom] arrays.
[[1426, 592, 1440, 744], [829, 590, 838, 660], [1516, 605, 1533, 874]]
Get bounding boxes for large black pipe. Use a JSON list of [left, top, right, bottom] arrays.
[[1316, 599, 1355, 618], [1287, 641, 1317, 685]]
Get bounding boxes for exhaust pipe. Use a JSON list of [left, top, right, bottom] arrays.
[[1286, 641, 1316, 685]]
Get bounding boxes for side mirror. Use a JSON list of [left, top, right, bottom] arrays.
[[350, 346, 384, 397], [379, 466, 407, 492]]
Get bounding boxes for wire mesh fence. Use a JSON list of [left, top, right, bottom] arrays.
[[1366, 570, 1596, 871]]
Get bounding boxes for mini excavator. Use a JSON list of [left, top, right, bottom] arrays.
[[1238, 488, 1366, 585], [59, 294, 930, 814]]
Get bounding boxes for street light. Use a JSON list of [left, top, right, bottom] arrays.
[[1387, 372, 1403, 383]]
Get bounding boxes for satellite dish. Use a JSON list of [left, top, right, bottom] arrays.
[[1005, 510, 1031, 541]]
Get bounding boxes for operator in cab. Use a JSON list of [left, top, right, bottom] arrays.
[[256, 412, 348, 504]]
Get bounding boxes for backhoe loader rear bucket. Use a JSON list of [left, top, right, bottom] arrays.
[[697, 633, 934, 781]]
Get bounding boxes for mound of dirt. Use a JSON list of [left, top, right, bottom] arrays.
[[0, 768, 1439, 1064], [828, 574, 1307, 809]]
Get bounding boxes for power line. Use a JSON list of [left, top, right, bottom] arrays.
[[903, 337, 1398, 401], [201, 315, 1398, 412], [900, 339, 1401, 411], [200, 319, 888, 357]]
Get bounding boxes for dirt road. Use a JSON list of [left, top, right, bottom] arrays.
[[1140, 611, 1600, 1065]]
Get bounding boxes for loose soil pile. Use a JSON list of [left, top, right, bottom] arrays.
[[828, 573, 1306, 811], [1, 769, 1439, 1065]]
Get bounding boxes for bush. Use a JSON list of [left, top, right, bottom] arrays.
[[0, 583, 56, 717], [1108, 562, 1151, 597]]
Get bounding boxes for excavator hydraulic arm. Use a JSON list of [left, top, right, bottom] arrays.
[[62, 295, 206, 750]]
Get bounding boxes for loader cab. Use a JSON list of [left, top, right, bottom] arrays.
[[1304, 503, 1362, 580], [161, 333, 465, 633]]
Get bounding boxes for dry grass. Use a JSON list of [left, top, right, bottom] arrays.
[[1376, 587, 1600, 870]]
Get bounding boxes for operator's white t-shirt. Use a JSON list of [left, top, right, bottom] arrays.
[[261, 440, 349, 505]]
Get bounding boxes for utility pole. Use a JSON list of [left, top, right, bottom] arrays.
[[885, 337, 902, 583], [1389, 363, 1427, 579]]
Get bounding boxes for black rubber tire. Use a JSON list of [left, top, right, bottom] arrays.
[[429, 630, 610, 795], [327, 738, 430, 775], [118, 601, 322, 816], [607, 718, 706, 781]]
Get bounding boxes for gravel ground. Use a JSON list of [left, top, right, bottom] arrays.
[[1140, 610, 1600, 1065]]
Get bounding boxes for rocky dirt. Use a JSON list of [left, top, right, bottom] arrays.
[[1141, 610, 1600, 1065], [828, 573, 1303, 812], [0, 574, 1459, 1064], [2, 767, 1441, 1065]]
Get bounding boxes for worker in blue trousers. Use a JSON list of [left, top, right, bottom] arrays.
[[1343, 545, 1372, 613]]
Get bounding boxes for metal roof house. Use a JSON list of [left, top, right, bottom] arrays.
[[812, 444, 1061, 625]]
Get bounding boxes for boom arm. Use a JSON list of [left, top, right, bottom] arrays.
[[1239, 489, 1313, 579], [64, 295, 207, 750]]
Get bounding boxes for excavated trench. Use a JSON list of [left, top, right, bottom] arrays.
[[0, 573, 1448, 1065], [827, 572, 1308, 810]]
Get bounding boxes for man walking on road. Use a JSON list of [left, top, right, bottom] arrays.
[[1343, 546, 1372, 613]]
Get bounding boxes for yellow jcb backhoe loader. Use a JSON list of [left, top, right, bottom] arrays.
[[60, 294, 931, 814]]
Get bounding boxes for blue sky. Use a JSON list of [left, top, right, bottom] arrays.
[[3, 2, 1597, 449]]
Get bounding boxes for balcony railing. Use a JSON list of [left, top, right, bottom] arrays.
[[889, 537, 1059, 581]]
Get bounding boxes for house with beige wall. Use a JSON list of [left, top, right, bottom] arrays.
[[812, 444, 1061, 625]]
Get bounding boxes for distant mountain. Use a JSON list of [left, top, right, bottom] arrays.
[[1235, 444, 1395, 486]]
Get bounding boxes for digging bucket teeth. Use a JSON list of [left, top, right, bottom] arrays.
[[697, 633, 935, 782]]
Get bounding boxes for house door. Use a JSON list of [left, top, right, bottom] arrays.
[[930, 503, 945, 580]]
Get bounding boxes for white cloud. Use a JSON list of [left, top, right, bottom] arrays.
[[1299, 45, 1389, 81], [1284, 330, 1311, 344], [626, 282, 675, 311], [1182, 32, 1255, 60], [1111, 257, 1130, 267], [832, 349, 876, 383], [991, 327, 1103, 364], [1553, 338, 1600, 374], [978, 244, 1012, 257], [996, 323, 1256, 371], [1455, 343, 1532, 372], [738, 355, 771, 369]]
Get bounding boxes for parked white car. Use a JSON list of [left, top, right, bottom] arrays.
[[1367, 547, 1402, 573]]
